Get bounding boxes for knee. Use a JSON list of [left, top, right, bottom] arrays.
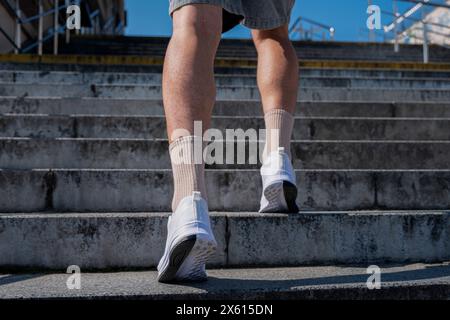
[[252, 25, 292, 49], [172, 5, 222, 47]]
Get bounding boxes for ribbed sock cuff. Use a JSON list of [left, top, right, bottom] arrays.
[[263, 109, 294, 161], [169, 136, 207, 212]]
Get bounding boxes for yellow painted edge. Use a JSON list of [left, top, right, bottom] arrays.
[[1, 53, 450, 71]]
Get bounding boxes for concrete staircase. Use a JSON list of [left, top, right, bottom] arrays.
[[54, 35, 450, 63], [0, 38, 450, 299]]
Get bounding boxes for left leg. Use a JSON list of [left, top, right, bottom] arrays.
[[252, 25, 298, 116], [252, 25, 299, 213], [252, 25, 298, 160]]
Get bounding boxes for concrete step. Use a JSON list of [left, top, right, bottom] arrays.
[[1, 83, 450, 102], [3, 115, 450, 141], [2, 71, 450, 89], [1, 169, 449, 212], [0, 212, 448, 270], [1, 262, 449, 300], [88, 46, 446, 61], [56, 36, 450, 63], [2, 97, 450, 118], [1, 138, 450, 170], [2, 63, 450, 78]]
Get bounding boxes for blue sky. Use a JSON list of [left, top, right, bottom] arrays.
[[125, 1, 422, 41]]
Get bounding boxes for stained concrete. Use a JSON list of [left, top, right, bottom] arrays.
[[2, 97, 450, 118], [0, 212, 448, 269], [2, 66, 450, 79], [56, 36, 450, 63], [1, 83, 450, 102], [1, 169, 450, 212], [1, 138, 450, 170], [2, 70, 450, 89], [1, 262, 449, 300], [1, 56, 450, 275], [2, 115, 450, 141]]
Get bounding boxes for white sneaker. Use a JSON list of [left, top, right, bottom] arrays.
[[157, 192, 217, 283], [259, 147, 299, 213]]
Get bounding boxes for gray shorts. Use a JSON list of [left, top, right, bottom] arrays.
[[169, 0, 295, 30]]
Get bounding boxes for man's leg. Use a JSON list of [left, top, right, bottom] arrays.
[[163, 4, 222, 211], [252, 25, 300, 213], [252, 25, 298, 159], [158, 4, 221, 283]]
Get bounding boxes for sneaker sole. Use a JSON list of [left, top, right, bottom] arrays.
[[261, 181, 299, 213], [157, 235, 217, 283]]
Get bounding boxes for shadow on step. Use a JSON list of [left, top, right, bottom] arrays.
[[0, 274, 45, 287], [186, 263, 450, 291]]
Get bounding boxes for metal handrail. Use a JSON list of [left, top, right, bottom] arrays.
[[289, 16, 335, 41], [398, 0, 450, 9], [21, 24, 65, 53], [102, 15, 116, 33], [397, 28, 450, 48], [383, 0, 450, 63], [0, 25, 19, 50], [5, 0, 124, 55], [381, 9, 450, 31], [404, 24, 450, 38], [20, 4, 67, 25]]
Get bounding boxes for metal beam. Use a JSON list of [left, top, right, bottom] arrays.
[[398, 0, 450, 9], [53, 0, 58, 55]]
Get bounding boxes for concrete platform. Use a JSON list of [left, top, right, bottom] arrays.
[[1, 83, 450, 102], [2, 114, 450, 141], [0, 211, 448, 270], [1, 262, 449, 300], [1, 169, 450, 212], [2, 97, 450, 118], [2, 138, 450, 170], [2, 71, 450, 89], [2, 64, 450, 78]]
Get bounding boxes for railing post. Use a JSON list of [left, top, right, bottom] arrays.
[[368, 0, 375, 42], [53, 0, 59, 55], [393, 0, 399, 53], [423, 21, 429, 63], [422, 8, 429, 64], [65, 0, 70, 44], [329, 27, 335, 41], [14, 0, 21, 54], [76, 0, 81, 35], [38, 0, 43, 55]]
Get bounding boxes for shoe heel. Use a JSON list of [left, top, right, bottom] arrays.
[[261, 181, 299, 213], [158, 234, 197, 283], [180, 236, 217, 282]]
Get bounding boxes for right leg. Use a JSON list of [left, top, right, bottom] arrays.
[[163, 4, 222, 211], [158, 3, 222, 283]]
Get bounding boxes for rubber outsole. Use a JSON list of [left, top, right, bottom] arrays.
[[157, 235, 197, 283], [158, 235, 217, 284], [261, 181, 299, 214], [177, 237, 217, 282]]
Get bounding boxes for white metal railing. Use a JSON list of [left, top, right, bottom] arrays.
[[289, 16, 335, 41], [6, 0, 124, 55], [384, 0, 450, 63]]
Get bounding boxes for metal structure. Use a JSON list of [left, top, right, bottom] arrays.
[[0, 0, 126, 54], [289, 16, 335, 41], [384, 0, 450, 63]]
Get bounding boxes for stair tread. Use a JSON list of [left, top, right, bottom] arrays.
[[0, 211, 448, 272], [1, 262, 449, 300]]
